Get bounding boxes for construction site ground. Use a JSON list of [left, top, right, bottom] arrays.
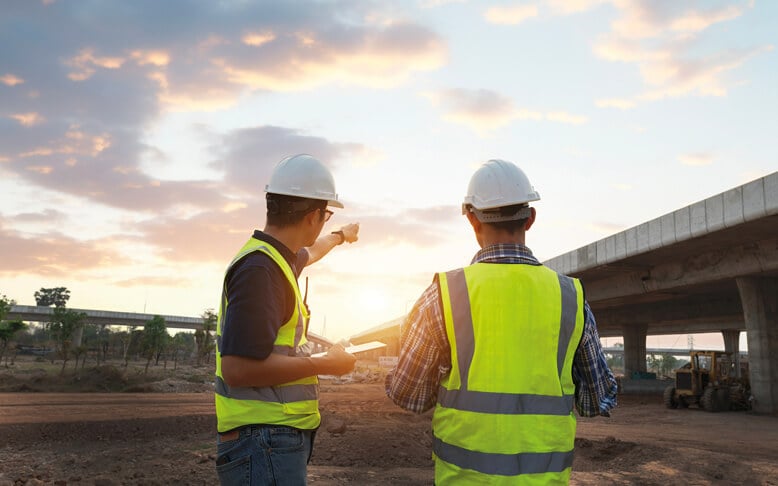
[[1, 361, 777, 485]]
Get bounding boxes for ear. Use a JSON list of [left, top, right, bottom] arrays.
[[303, 209, 320, 227], [524, 207, 537, 231], [466, 210, 481, 232]]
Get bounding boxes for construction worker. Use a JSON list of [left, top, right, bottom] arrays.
[[214, 154, 359, 485], [385, 159, 618, 485]]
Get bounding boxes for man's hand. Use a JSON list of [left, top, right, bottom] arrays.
[[338, 223, 359, 244], [316, 343, 356, 376]]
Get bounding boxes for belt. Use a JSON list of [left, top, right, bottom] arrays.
[[219, 429, 240, 441]]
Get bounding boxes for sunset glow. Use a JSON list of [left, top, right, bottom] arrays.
[[0, 1, 774, 346]]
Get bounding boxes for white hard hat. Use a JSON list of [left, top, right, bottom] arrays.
[[265, 154, 344, 208], [462, 159, 539, 221]]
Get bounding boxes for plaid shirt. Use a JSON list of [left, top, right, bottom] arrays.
[[385, 243, 618, 417]]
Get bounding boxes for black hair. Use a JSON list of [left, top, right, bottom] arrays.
[[266, 193, 327, 227]]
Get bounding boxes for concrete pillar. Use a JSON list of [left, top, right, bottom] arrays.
[[721, 329, 741, 377], [622, 323, 647, 379], [72, 326, 83, 347], [736, 277, 778, 415]]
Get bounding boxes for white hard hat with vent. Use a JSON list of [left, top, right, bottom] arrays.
[[462, 159, 539, 222], [265, 154, 344, 208]]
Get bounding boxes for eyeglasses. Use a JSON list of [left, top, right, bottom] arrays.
[[321, 209, 334, 222]]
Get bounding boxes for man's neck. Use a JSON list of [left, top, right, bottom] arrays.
[[264, 225, 304, 253], [478, 228, 525, 248]]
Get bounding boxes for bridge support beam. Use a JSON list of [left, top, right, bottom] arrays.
[[736, 277, 778, 415], [622, 323, 647, 378], [72, 326, 83, 348], [721, 329, 741, 377]]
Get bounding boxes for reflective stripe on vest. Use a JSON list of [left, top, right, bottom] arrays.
[[214, 237, 319, 432], [433, 263, 584, 483], [433, 436, 574, 476]]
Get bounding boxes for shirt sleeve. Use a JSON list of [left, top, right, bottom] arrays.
[[219, 255, 291, 360], [572, 301, 619, 417], [385, 280, 451, 414]]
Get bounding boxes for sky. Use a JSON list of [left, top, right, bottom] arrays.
[[1, 0, 776, 347]]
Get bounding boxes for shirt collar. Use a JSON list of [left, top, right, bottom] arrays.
[[252, 230, 298, 268], [470, 243, 540, 265]]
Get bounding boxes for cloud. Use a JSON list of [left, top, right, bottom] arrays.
[[588, 1, 768, 105], [595, 98, 637, 109], [545, 111, 588, 125], [11, 209, 68, 225], [113, 275, 185, 288], [637, 45, 772, 100], [0, 223, 120, 277], [210, 125, 368, 199], [1, 74, 25, 86], [419, 0, 467, 7], [678, 152, 713, 167], [0, 2, 446, 214], [483, 5, 539, 25], [546, 0, 610, 15], [210, 21, 447, 93], [425, 88, 587, 132], [9, 112, 45, 127]]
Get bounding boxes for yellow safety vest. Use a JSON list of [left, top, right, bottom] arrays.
[[214, 237, 319, 433], [433, 263, 584, 485]]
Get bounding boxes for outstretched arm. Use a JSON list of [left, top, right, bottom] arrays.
[[305, 222, 360, 266]]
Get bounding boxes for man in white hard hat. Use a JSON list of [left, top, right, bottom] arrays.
[[214, 154, 360, 485], [386, 159, 617, 485]]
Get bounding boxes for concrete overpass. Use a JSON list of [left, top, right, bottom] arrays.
[[8, 305, 206, 330], [545, 171, 778, 414], [6, 304, 333, 353]]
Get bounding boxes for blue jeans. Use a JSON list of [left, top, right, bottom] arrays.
[[216, 425, 315, 485]]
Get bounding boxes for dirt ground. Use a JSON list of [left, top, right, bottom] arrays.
[[1, 362, 777, 485]]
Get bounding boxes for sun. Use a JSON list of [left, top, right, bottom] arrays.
[[357, 288, 389, 312]]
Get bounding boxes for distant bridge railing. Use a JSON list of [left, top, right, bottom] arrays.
[[6, 305, 333, 350]]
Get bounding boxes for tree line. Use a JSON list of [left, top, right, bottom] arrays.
[[0, 288, 216, 374]]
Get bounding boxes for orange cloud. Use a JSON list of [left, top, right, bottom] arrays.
[[1, 74, 24, 86], [0, 226, 120, 277], [10, 112, 45, 126], [242, 32, 276, 46], [26, 165, 54, 175], [65, 48, 125, 81], [591, 1, 763, 103], [130, 50, 170, 66]]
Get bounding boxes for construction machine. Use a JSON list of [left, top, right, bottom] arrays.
[[663, 350, 751, 412]]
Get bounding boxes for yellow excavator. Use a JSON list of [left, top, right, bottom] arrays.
[[663, 350, 751, 412]]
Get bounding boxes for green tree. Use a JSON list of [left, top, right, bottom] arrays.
[[194, 309, 216, 366], [0, 295, 27, 365], [170, 332, 193, 370], [142, 315, 168, 374], [34, 287, 71, 308], [47, 306, 87, 374]]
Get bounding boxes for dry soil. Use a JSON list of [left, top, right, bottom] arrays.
[[1, 364, 777, 485]]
